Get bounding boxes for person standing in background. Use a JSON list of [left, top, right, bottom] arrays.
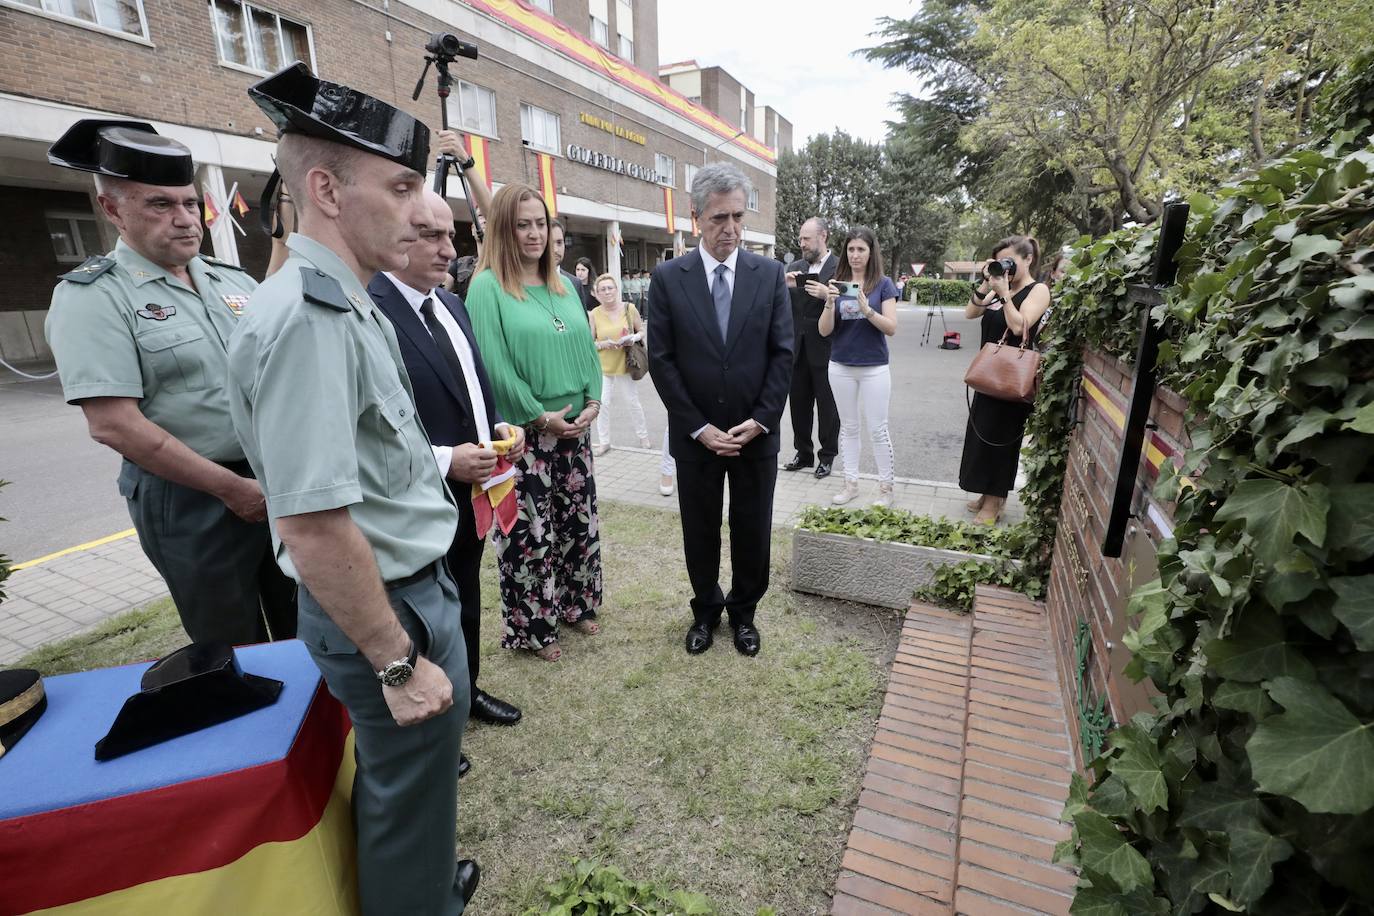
[[588, 273, 650, 455], [819, 226, 900, 508], [783, 217, 840, 479]]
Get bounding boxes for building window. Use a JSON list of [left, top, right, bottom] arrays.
[[589, 15, 608, 47], [520, 103, 561, 154], [447, 80, 498, 138], [655, 153, 675, 187], [684, 163, 700, 193], [618, 33, 633, 62], [528, 0, 550, 11], [212, 0, 312, 73], [687, 96, 701, 105], [7, 0, 147, 38], [615, 0, 633, 61], [46, 212, 103, 264], [747, 188, 760, 212]]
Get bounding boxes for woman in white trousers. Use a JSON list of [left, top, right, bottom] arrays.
[[588, 274, 650, 455]]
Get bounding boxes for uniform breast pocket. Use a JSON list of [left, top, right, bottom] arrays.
[[135, 325, 212, 393], [377, 388, 423, 495]]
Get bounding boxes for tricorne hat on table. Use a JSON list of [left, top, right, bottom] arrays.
[[47, 119, 195, 187], [248, 61, 432, 235], [0, 669, 46, 759]]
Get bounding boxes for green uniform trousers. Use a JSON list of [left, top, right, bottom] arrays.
[[118, 459, 297, 644], [298, 563, 471, 915]]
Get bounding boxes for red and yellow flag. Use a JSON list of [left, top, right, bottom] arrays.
[[231, 188, 250, 217], [662, 187, 675, 233], [202, 194, 221, 227], [536, 153, 558, 217], [465, 134, 492, 190]]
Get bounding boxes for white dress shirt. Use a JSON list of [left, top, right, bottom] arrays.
[[383, 273, 494, 473], [687, 246, 765, 439], [809, 252, 833, 275]]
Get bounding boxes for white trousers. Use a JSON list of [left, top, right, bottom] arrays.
[[595, 373, 648, 446], [827, 362, 894, 484], [661, 427, 676, 476]]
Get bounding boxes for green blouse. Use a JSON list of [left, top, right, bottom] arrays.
[[465, 269, 603, 425]]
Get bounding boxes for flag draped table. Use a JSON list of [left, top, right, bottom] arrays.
[[0, 641, 357, 915]]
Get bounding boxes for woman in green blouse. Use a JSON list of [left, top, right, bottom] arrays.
[[466, 184, 605, 661]]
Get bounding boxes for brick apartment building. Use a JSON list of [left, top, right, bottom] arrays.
[[0, 0, 791, 366]]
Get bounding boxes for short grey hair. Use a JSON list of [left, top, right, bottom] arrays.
[[690, 162, 752, 215], [93, 174, 134, 200], [802, 216, 829, 238]]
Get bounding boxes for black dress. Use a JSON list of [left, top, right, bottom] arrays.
[[958, 283, 1044, 498]]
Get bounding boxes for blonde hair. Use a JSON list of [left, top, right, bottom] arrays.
[[593, 272, 620, 292], [474, 183, 566, 299]]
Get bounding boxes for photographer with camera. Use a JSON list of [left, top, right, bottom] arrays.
[[959, 235, 1051, 524]]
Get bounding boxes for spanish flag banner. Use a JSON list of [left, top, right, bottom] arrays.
[[537, 153, 558, 217], [231, 188, 251, 217], [662, 187, 675, 234], [465, 134, 493, 190], [202, 193, 221, 228]]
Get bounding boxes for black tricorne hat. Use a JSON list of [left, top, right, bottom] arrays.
[[48, 120, 195, 186], [0, 669, 46, 760], [248, 61, 430, 174]]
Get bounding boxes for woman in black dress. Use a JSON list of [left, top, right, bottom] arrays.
[[959, 235, 1051, 524]]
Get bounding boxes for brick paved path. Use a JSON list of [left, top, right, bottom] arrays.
[[0, 445, 1023, 664], [832, 586, 1078, 915]]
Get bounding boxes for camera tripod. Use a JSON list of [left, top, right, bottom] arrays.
[[917, 288, 948, 346], [413, 33, 484, 240]]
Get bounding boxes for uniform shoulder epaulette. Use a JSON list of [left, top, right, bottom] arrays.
[[58, 256, 116, 284], [299, 266, 352, 312], [201, 255, 249, 272]]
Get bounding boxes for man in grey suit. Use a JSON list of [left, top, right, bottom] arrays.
[[647, 163, 794, 657]]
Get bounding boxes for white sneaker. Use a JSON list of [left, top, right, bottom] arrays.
[[831, 481, 860, 505], [872, 484, 894, 508]]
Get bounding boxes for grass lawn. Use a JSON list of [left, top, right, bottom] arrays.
[[21, 499, 904, 915]]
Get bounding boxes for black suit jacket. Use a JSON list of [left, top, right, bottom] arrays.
[[367, 273, 501, 453], [787, 253, 837, 368], [647, 248, 794, 462]]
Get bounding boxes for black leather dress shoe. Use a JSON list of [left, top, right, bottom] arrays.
[[685, 620, 716, 654], [732, 622, 761, 657], [783, 453, 813, 471], [814, 462, 832, 479], [455, 859, 481, 904], [471, 689, 522, 725], [459, 753, 471, 778]]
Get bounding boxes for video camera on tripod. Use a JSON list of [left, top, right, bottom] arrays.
[[412, 31, 484, 239]]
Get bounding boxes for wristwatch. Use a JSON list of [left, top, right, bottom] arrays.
[[457, 155, 476, 172], [376, 639, 419, 687]]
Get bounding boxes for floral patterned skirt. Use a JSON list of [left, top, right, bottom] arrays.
[[495, 428, 604, 650]]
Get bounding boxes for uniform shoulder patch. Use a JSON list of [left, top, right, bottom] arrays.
[[300, 266, 352, 313], [58, 256, 116, 284], [201, 255, 249, 273]]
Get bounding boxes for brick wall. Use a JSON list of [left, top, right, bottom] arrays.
[[0, 0, 776, 247], [0, 187, 95, 317], [1044, 347, 1192, 769]]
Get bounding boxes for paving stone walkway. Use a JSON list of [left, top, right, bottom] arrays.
[[0, 444, 1023, 664], [831, 586, 1078, 915]]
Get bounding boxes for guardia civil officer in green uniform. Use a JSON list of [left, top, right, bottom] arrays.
[[43, 120, 296, 646], [228, 63, 479, 913]]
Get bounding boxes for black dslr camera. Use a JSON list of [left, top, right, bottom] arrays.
[[425, 32, 479, 61], [984, 257, 1017, 280]]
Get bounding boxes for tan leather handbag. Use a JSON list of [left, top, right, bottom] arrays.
[[963, 330, 1041, 404]]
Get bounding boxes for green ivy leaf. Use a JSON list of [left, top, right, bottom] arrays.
[[1211, 681, 1277, 718], [1277, 234, 1342, 272], [1327, 484, 1374, 560], [1249, 677, 1374, 815], [1178, 782, 1261, 833], [1330, 576, 1374, 650], [1229, 825, 1295, 905], [1344, 401, 1374, 434], [1207, 608, 1315, 683], [1108, 723, 1169, 812], [1075, 811, 1154, 893], [1089, 774, 1139, 818], [1213, 478, 1329, 566], [1069, 885, 1129, 916]]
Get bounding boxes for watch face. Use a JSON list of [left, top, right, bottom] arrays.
[[380, 661, 415, 687]]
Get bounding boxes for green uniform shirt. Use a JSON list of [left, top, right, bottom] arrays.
[[226, 234, 458, 583], [45, 240, 257, 462]]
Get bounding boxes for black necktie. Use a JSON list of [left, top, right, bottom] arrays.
[[419, 297, 468, 393]]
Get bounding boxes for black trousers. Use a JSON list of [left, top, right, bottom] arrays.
[[675, 454, 777, 627], [120, 459, 296, 645], [445, 518, 485, 692], [789, 331, 839, 462]]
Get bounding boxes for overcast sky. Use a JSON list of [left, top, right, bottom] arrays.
[[656, 0, 922, 146]]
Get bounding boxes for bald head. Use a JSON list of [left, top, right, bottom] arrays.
[[799, 217, 830, 264], [393, 189, 458, 292]]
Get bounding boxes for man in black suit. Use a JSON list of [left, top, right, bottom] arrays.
[[550, 218, 584, 305], [647, 163, 794, 657], [784, 217, 840, 478], [369, 190, 524, 772]]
